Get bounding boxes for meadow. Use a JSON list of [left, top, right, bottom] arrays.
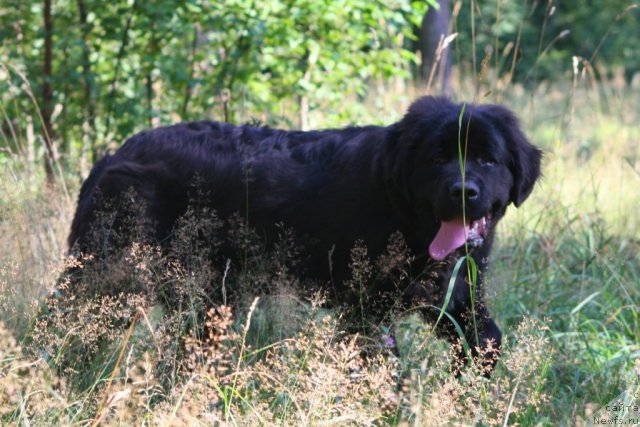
[[0, 71, 639, 426]]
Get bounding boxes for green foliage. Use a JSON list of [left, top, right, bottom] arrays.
[[550, 1, 639, 78], [454, 0, 639, 84], [2, 0, 638, 169], [0, 0, 429, 163]]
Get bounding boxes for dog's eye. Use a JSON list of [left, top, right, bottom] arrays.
[[478, 158, 496, 167]]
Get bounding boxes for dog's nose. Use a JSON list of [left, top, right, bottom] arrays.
[[451, 181, 480, 202]]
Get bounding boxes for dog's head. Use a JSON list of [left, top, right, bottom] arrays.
[[385, 96, 542, 260]]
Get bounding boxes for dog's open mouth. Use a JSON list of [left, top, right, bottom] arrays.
[[429, 216, 490, 261]]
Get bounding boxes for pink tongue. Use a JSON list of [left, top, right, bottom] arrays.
[[429, 218, 468, 261]]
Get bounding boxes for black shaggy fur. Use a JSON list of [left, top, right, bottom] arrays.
[[68, 96, 542, 373]]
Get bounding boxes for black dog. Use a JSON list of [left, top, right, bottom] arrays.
[[68, 96, 541, 373]]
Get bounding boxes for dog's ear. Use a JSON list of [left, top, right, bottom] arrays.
[[483, 105, 542, 207]]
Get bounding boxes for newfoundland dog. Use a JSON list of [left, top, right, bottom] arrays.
[[67, 96, 542, 374]]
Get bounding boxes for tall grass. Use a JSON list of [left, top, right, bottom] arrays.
[[1, 69, 639, 425]]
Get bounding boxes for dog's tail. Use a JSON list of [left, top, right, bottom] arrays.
[[78, 154, 113, 202], [67, 154, 113, 250]]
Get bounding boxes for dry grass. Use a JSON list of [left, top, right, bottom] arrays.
[[0, 176, 553, 427]]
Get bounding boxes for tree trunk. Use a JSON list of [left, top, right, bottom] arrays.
[[42, 0, 56, 184], [418, 0, 452, 95], [181, 24, 203, 119], [104, 0, 137, 141], [77, 0, 97, 174]]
